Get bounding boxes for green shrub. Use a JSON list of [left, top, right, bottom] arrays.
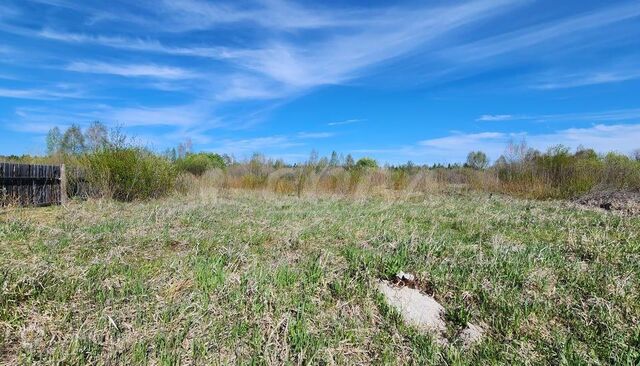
[[601, 153, 640, 189], [83, 148, 176, 201], [493, 145, 640, 198], [355, 157, 378, 169], [176, 153, 226, 176]]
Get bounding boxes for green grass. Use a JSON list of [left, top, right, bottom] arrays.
[[1, 191, 639, 365]]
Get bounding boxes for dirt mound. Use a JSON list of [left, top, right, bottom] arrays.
[[575, 190, 640, 215]]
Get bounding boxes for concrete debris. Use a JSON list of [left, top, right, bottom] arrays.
[[377, 280, 447, 344]]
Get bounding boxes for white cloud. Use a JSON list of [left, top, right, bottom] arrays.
[[223, 0, 522, 90], [38, 29, 228, 58], [355, 123, 640, 164], [328, 118, 365, 126], [0, 87, 85, 100], [419, 132, 509, 149], [5, 121, 66, 134], [296, 132, 334, 139], [31, 0, 524, 101], [528, 124, 640, 154], [205, 130, 335, 157], [477, 109, 640, 123], [214, 74, 289, 101], [210, 136, 302, 157], [532, 69, 640, 89], [1, 102, 224, 151], [445, 2, 640, 62], [3, 102, 217, 133], [154, 0, 366, 31], [476, 114, 514, 121], [105, 104, 216, 128], [3, 0, 639, 158], [66, 62, 196, 79]]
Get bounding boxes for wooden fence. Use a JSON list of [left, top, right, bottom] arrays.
[[0, 162, 66, 207]]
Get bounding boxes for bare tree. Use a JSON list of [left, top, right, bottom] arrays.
[[85, 121, 109, 151], [61, 124, 86, 155], [504, 138, 528, 164], [185, 138, 193, 155]]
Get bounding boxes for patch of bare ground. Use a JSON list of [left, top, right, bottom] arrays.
[[575, 189, 640, 215], [378, 272, 488, 348]]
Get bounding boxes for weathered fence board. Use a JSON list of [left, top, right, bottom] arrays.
[[0, 162, 65, 206]]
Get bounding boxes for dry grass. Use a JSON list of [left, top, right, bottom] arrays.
[[1, 190, 639, 365]]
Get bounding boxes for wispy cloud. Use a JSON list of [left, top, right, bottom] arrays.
[[0, 3, 19, 19], [209, 136, 302, 157], [226, 1, 522, 90], [0, 45, 13, 55], [2, 0, 639, 158], [206, 130, 335, 157], [2, 101, 216, 133], [477, 108, 640, 123], [154, 0, 367, 31], [5, 121, 67, 134], [66, 62, 196, 79], [531, 68, 640, 89], [476, 114, 514, 121], [355, 123, 640, 164], [38, 29, 227, 58], [31, 0, 523, 99], [0, 86, 85, 100], [214, 74, 287, 101], [328, 118, 365, 126], [296, 132, 334, 139], [419, 131, 511, 150], [445, 2, 640, 62], [105, 104, 216, 128]]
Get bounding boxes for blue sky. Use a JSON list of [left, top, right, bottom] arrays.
[[1, 0, 639, 164]]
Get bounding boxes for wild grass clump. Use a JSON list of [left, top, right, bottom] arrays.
[[175, 169, 224, 198]]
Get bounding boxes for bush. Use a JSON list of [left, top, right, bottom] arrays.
[[176, 153, 226, 176], [355, 157, 378, 169], [492, 145, 640, 199], [83, 148, 176, 201], [601, 153, 640, 190]]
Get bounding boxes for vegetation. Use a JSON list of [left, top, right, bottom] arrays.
[[4, 125, 640, 202], [1, 192, 638, 364], [2, 124, 640, 364], [493, 142, 640, 198], [175, 152, 226, 176], [81, 148, 176, 201], [42, 123, 176, 201], [465, 151, 489, 170], [355, 157, 378, 169]]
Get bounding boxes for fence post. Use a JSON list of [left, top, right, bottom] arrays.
[[60, 164, 67, 205]]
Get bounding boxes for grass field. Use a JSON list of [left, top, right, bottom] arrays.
[[1, 191, 639, 365]]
